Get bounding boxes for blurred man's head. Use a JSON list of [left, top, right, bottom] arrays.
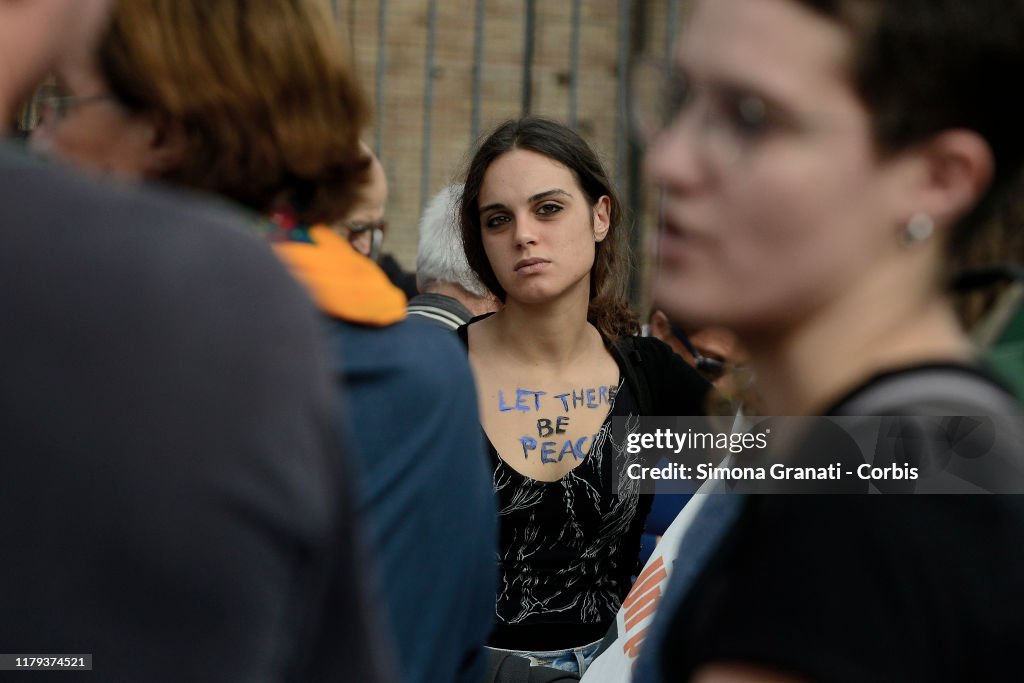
[[416, 184, 498, 315], [0, 0, 114, 128], [28, 0, 369, 224], [337, 141, 388, 258], [649, 309, 748, 398]]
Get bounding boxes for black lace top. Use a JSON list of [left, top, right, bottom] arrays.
[[484, 375, 653, 650], [456, 318, 711, 651]]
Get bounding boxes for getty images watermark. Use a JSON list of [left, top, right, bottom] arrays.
[[612, 416, 1024, 494]]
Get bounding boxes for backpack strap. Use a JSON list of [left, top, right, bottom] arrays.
[[835, 366, 1020, 416]]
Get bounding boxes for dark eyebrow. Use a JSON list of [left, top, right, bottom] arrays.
[[478, 201, 506, 215], [677, 64, 793, 121], [478, 189, 572, 216], [530, 189, 572, 203]]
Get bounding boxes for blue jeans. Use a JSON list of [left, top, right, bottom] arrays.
[[488, 638, 602, 676]]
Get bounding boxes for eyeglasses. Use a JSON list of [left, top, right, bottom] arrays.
[[629, 57, 807, 169], [670, 321, 727, 382], [25, 86, 115, 129], [339, 220, 386, 260], [340, 219, 387, 235]]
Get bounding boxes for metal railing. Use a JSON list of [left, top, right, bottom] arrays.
[[337, 0, 683, 305]]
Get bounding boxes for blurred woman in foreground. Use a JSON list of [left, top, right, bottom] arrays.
[[635, 0, 1024, 681]]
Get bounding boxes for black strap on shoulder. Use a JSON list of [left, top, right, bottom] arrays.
[[835, 365, 1020, 416], [613, 336, 653, 415], [457, 313, 495, 351]]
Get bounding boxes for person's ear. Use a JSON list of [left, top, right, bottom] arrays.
[[650, 309, 672, 339], [592, 195, 611, 242], [900, 130, 994, 232], [139, 112, 187, 176]]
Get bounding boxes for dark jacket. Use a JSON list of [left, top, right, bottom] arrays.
[[275, 227, 498, 683], [0, 144, 392, 682]]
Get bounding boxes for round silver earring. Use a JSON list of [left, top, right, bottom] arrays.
[[902, 212, 934, 246]]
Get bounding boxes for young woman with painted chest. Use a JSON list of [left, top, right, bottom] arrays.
[[457, 117, 709, 675]]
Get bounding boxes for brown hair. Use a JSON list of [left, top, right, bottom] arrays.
[[99, 0, 368, 224], [459, 117, 639, 340]]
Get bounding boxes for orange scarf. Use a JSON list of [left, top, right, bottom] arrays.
[[274, 225, 406, 326]]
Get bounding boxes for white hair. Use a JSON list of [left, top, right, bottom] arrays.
[[416, 183, 489, 297]]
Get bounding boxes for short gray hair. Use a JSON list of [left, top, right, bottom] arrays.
[[416, 184, 489, 297]]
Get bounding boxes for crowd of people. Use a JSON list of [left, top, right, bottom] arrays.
[[2, 0, 1023, 682]]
